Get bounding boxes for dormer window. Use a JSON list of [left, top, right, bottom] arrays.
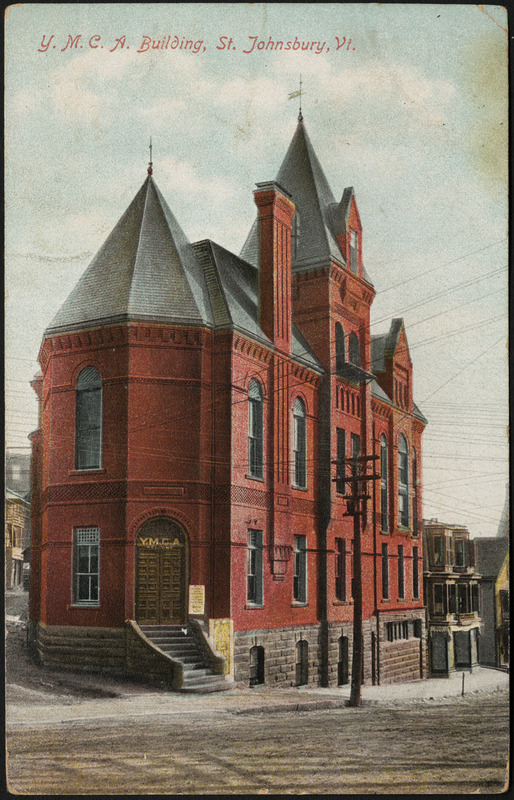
[[349, 229, 358, 275], [292, 210, 301, 260]]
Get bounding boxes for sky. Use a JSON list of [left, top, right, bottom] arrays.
[[5, 3, 509, 537]]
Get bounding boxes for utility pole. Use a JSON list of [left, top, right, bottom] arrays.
[[334, 453, 379, 708]]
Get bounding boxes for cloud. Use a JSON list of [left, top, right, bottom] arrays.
[[159, 155, 236, 202]]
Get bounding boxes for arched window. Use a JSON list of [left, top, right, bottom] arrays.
[[380, 435, 389, 532], [295, 640, 309, 686], [248, 380, 264, 479], [398, 435, 409, 528], [335, 322, 345, 372], [249, 645, 265, 686], [75, 367, 102, 470], [349, 332, 361, 367], [293, 397, 307, 489]]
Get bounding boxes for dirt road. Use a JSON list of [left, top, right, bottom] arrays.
[[6, 690, 509, 794]]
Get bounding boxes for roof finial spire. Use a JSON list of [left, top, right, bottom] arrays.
[[288, 76, 303, 120], [147, 137, 153, 176]]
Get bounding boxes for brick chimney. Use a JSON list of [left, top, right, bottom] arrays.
[[254, 181, 295, 353]]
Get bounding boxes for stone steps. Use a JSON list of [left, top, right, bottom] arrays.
[[138, 624, 230, 693]]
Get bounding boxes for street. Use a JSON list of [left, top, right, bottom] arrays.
[[6, 689, 509, 794]]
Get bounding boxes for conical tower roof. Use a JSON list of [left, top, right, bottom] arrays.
[[241, 115, 373, 284], [46, 175, 213, 334]]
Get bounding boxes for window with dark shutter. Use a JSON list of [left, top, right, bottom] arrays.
[[412, 546, 419, 599], [294, 535, 307, 603], [382, 543, 389, 599], [398, 545, 405, 599], [335, 538, 346, 601], [248, 380, 264, 479], [75, 367, 102, 470], [336, 428, 346, 495], [335, 323, 345, 372]]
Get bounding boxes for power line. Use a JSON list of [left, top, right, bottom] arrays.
[[375, 238, 506, 296], [371, 264, 507, 328]]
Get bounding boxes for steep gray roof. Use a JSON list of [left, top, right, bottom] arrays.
[[241, 115, 373, 285], [193, 240, 322, 373], [475, 536, 509, 579], [46, 176, 213, 334]]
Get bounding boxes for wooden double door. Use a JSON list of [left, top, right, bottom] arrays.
[[135, 518, 188, 625]]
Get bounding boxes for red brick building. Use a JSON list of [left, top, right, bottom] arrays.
[[29, 114, 427, 689]]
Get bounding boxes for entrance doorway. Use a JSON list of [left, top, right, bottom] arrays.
[[135, 518, 188, 625]]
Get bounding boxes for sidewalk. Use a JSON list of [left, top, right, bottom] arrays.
[[6, 666, 508, 728]]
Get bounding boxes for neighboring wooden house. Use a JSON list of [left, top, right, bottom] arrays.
[[476, 521, 509, 668], [423, 520, 481, 676], [5, 488, 31, 589]]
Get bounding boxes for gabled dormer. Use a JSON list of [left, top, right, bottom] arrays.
[[371, 319, 413, 411]]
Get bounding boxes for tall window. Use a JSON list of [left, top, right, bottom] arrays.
[[349, 332, 361, 367], [454, 539, 466, 567], [248, 380, 264, 479], [349, 229, 358, 274], [294, 535, 307, 603], [412, 546, 419, 599], [247, 530, 263, 605], [335, 323, 346, 372], [380, 435, 389, 531], [74, 527, 100, 605], [335, 538, 346, 601], [434, 536, 444, 566], [336, 428, 346, 495], [398, 435, 409, 527], [293, 398, 307, 489], [382, 543, 389, 600], [434, 584, 445, 615], [75, 367, 102, 470], [398, 545, 405, 599], [412, 449, 419, 537]]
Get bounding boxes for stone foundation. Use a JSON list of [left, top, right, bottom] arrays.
[[234, 624, 322, 687], [234, 613, 427, 688]]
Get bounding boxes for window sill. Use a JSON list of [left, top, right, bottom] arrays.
[[68, 603, 100, 609], [380, 529, 390, 535], [292, 484, 308, 493], [333, 600, 353, 606], [245, 603, 264, 610], [245, 474, 264, 483], [69, 468, 106, 476], [381, 597, 390, 603], [291, 601, 308, 607], [397, 597, 405, 602]]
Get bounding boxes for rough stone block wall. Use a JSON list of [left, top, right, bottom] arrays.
[[327, 620, 378, 687], [234, 624, 321, 687], [34, 623, 126, 673], [378, 611, 427, 685]]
